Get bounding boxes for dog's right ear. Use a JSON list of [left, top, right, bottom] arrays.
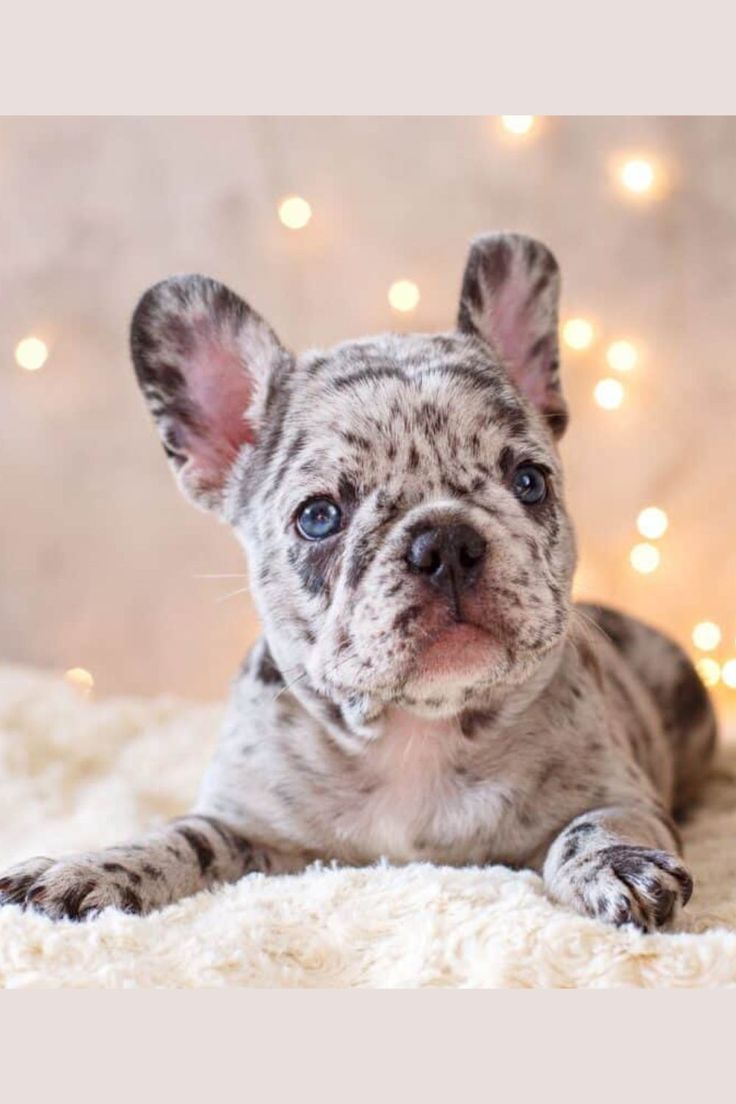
[[130, 275, 290, 513]]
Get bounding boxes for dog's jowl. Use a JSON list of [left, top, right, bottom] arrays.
[[0, 233, 717, 930]]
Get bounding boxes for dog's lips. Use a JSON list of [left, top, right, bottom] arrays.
[[409, 622, 499, 682]]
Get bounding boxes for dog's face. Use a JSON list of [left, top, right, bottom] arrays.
[[131, 234, 576, 718]]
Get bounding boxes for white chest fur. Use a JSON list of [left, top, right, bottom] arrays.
[[327, 707, 513, 865]]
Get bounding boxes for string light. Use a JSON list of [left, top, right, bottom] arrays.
[[15, 336, 48, 371], [65, 667, 94, 697], [692, 621, 722, 652], [722, 660, 736, 690], [594, 378, 625, 410], [606, 340, 639, 373], [562, 318, 594, 351], [619, 158, 656, 195], [637, 507, 669, 540], [630, 543, 660, 574], [696, 657, 721, 688], [388, 279, 420, 313], [500, 116, 535, 136], [278, 195, 312, 230]]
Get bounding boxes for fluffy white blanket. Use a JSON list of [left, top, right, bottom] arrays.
[[1, 665, 735, 988]]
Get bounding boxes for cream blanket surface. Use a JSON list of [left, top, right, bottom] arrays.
[[2, 664, 736, 988]]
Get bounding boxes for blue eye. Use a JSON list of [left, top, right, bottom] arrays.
[[296, 498, 342, 541], [512, 464, 548, 506]]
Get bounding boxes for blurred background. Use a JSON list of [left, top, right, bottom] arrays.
[[1, 116, 735, 713]]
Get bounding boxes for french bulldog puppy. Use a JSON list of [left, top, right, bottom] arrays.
[[0, 233, 717, 931]]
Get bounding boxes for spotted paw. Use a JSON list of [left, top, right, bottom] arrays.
[[551, 845, 693, 932], [0, 856, 55, 906], [0, 854, 147, 921]]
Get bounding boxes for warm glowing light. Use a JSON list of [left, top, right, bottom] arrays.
[[501, 115, 535, 136], [15, 336, 48, 371], [692, 621, 722, 652], [629, 543, 660, 574], [594, 378, 624, 410], [620, 159, 656, 195], [277, 195, 312, 230], [696, 657, 721, 688], [606, 340, 639, 373], [388, 279, 420, 313], [722, 660, 736, 689], [65, 667, 94, 696], [636, 507, 669, 541], [562, 318, 595, 351]]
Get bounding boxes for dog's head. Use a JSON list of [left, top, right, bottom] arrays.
[[131, 233, 576, 718]]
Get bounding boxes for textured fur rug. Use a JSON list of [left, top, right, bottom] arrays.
[[1, 664, 736, 988]]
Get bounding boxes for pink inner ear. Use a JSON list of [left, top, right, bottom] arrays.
[[490, 283, 549, 409], [184, 328, 256, 489]]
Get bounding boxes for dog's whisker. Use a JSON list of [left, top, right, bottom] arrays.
[[215, 586, 251, 603], [272, 670, 309, 701], [274, 652, 362, 703], [194, 573, 248, 580], [571, 607, 613, 649]]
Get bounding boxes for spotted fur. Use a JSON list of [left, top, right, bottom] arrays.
[[0, 233, 717, 929]]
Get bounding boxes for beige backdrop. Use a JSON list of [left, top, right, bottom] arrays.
[[1, 117, 734, 708]]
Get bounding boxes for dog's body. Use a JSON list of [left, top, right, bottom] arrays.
[[0, 234, 717, 930]]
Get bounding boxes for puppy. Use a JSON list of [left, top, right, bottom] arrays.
[[0, 233, 717, 930]]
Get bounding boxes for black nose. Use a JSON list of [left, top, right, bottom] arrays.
[[406, 522, 487, 600]]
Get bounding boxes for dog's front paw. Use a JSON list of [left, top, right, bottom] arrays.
[[549, 845, 693, 932], [0, 856, 56, 906], [0, 854, 147, 921]]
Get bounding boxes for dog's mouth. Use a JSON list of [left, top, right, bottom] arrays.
[[405, 619, 500, 686], [313, 615, 501, 701], [314, 587, 556, 705]]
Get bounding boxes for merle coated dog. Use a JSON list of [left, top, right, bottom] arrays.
[[0, 233, 716, 930]]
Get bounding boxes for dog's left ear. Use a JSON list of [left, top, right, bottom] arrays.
[[457, 232, 568, 437]]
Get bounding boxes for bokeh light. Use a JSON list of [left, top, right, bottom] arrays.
[[692, 621, 722, 652], [500, 116, 535, 136], [278, 195, 312, 230], [696, 657, 721, 688], [65, 667, 94, 697], [562, 318, 594, 351], [388, 279, 420, 313], [606, 340, 639, 373], [636, 507, 669, 540], [722, 659, 736, 689], [630, 543, 660, 574], [15, 336, 48, 371], [620, 158, 656, 195], [594, 378, 625, 410]]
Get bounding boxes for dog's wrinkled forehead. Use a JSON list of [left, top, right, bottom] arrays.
[[246, 329, 551, 515]]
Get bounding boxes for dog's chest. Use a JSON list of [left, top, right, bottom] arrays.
[[324, 708, 516, 865]]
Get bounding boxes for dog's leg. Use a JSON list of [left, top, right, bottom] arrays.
[[543, 804, 693, 931], [577, 604, 718, 814], [0, 814, 303, 920]]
